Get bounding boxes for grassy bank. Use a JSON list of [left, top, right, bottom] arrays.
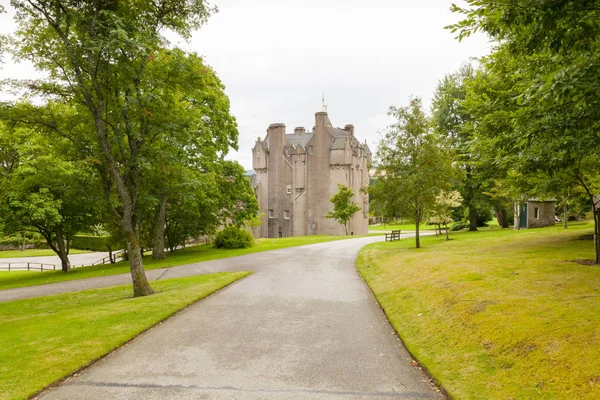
[[358, 222, 600, 399], [0, 235, 352, 290], [0, 271, 250, 400], [0, 248, 89, 258]]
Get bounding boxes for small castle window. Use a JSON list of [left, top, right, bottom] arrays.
[[534, 207, 540, 219], [286, 185, 292, 194], [308, 145, 314, 155], [284, 210, 290, 219], [268, 209, 274, 219]]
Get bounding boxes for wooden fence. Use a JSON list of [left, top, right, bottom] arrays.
[[0, 250, 125, 272]]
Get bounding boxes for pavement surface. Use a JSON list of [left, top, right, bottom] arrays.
[[0, 251, 111, 270], [28, 235, 443, 400]]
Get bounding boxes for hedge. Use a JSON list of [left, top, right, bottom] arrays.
[[71, 236, 124, 252]]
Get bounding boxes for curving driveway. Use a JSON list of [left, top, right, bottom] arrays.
[[25, 235, 443, 399]]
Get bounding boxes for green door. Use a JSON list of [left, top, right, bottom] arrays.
[[519, 204, 528, 228]]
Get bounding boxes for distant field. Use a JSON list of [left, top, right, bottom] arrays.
[[0, 272, 250, 400], [0, 248, 90, 258], [0, 235, 357, 290], [358, 221, 599, 399]]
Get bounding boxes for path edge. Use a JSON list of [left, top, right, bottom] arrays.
[[29, 272, 253, 400], [354, 245, 451, 400]]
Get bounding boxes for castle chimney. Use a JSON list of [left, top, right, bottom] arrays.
[[344, 124, 354, 136], [294, 126, 306, 134], [267, 123, 286, 154]]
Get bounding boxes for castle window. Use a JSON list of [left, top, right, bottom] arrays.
[[534, 207, 540, 219], [284, 210, 290, 219], [268, 209, 274, 219], [286, 184, 292, 194], [309, 145, 314, 155]]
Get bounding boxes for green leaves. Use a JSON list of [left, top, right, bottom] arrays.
[[326, 184, 361, 234], [373, 97, 457, 241]]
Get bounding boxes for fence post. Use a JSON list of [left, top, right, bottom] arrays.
[[8, 263, 10, 271], [28, 263, 30, 271], [53, 264, 56, 270], [41, 264, 43, 272]]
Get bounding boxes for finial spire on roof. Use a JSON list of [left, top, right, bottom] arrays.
[[322, 92, 328, 112]]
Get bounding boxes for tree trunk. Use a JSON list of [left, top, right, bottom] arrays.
[[445, 224, 449, 240], [107, 244, 115, 264], [120, 193, 154, 296], [513, 201, 521, 230], [494, 205, 509, 228], [152, 196, 167, 260], [415, 209, 421, 249], [563, 196, 568, 229], [56, 227, 71, 273], [124, 226, 154, 296], [593, 197, 600, 264], [59, 254, 71, 272], [21, 230, 26, 251], [468, 206, 478, 231], [91, 103, 153, 296]]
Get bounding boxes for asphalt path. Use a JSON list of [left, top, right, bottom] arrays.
[[0, 251, 111, 270], [30, 235, 443, 399]]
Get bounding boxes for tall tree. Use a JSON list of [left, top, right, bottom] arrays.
[[326, 184, 361, 236], [450, 1, 600, 263], [374, 97, 456, 248], [8, 1, 239, 294], [432, 63, 489, 231], [0, 123, 100, 271]]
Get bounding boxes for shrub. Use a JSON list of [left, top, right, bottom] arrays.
[[0, 236, 37, 247], [71, 235, 124, 251], [214, 226, 254, 249], [451, 221, 469, 231]]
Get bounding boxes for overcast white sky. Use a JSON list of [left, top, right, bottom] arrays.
[[0, 0, 490, 169]]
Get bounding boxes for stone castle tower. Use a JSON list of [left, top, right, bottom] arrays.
[[251, 111, 371, 238]]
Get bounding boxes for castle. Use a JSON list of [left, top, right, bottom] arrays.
[[251, 111, 371, 238]]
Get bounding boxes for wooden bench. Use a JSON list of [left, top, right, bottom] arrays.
[[385, 230, 401, 242]]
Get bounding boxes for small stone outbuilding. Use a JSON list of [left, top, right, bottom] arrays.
[[518, 199, 556, 229]]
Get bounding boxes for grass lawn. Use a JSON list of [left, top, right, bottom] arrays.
[[0, 271, 250, 400], [0, 235, 353, 290], [368, 223, 431, 231], [358, 222, 600, 399], [0, 248, 90, 258]]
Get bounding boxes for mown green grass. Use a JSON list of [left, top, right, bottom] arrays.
[[0, 235, 352, 290], [358, 222, 600, 399], [0, 248, 89, 258], [0, 271, 250, 400]]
